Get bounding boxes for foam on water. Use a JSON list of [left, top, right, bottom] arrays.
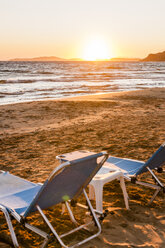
[[0, 61, 165, 105]]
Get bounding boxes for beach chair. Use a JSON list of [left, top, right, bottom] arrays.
[[0, 152, 108, 248], [106, 142, 165, 203]]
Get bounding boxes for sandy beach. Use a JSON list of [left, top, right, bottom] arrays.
[[0, 87, 165, 248]]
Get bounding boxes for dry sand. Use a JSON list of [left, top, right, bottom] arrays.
[[0, 88, 165, 247]]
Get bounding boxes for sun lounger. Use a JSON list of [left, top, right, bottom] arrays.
[[105, 142, 165, 203], [57, 143, 165, 205], [0, 152, 108, 248]]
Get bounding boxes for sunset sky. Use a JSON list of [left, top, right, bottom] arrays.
[[0, 0, 165, 60]]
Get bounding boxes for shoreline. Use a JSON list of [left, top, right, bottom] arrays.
[[0, 87, 165, 107], [0, 89, 135, 106], [60, 87, 165, 101]]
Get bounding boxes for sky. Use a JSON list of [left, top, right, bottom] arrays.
[[0, 0, 165, 60]]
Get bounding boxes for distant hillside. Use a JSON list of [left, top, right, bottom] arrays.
[[69, 58, 83, 61], [10, 56, 142, 62], [10, 56, 67, 62], [142, 51, 165, 61], [9, 56, 104, 62], [110, 57, 140, 62]]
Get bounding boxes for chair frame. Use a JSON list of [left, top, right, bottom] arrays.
[[0, 189, 101, 248], [0, 152, 108, 248], [129, 165, 165, 204]]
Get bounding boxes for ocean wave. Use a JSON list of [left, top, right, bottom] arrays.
[[0, 91, 24, 96], [0, 61, 165, 105], [0, 79, 36, 84], [34, 71, 54, 75]]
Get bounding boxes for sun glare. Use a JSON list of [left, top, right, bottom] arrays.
[[82, 37, 111, 61]]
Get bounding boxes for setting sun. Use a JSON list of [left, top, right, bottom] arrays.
[[82, 37, 111, 61]]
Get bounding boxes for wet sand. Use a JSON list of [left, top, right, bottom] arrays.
[[0, 88, 165, 247]]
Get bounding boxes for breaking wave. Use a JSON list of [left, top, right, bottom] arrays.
[[0, 61, 165, 105]]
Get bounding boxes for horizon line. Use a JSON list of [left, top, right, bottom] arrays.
[[1, 56, 141, 62]]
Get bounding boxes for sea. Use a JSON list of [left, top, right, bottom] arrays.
[[0, 61, 165, 105]]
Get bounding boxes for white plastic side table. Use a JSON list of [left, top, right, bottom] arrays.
[[88, 167, 129, 212]]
